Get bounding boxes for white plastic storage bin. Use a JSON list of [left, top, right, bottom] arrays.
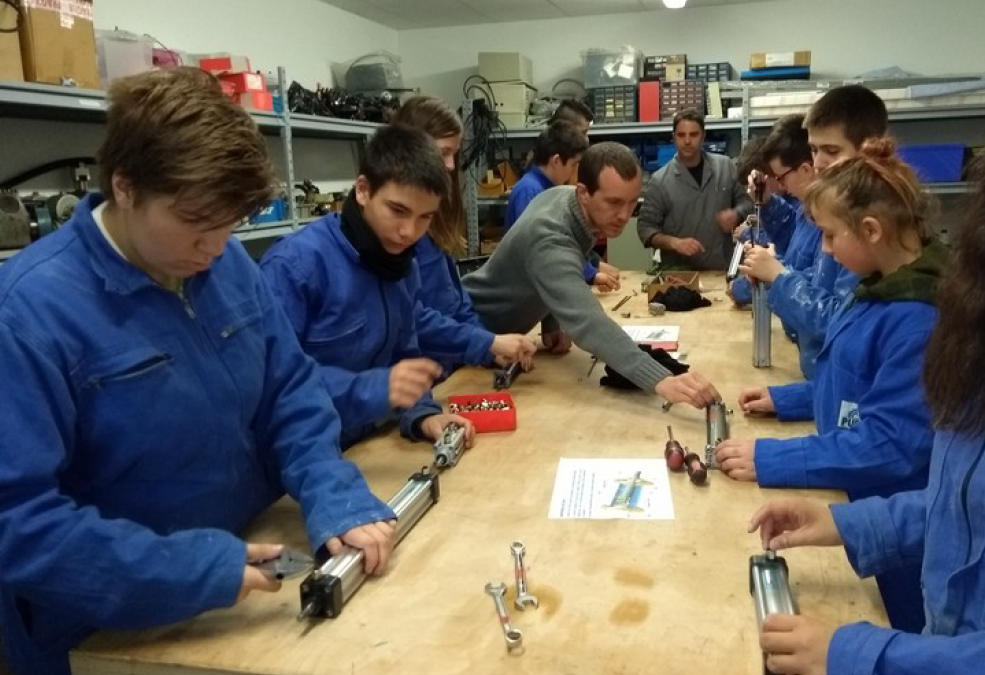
[[582, 47, 642, 89], [96, 29, 154, 89]]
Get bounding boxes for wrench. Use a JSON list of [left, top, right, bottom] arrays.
[[484, 582, 523, 650], [510, 541, 539, 610]]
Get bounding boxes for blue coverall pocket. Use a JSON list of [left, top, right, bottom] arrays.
[[303, 321, 367, 363]]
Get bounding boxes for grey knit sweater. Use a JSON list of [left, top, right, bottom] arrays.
[[463, 186, 672, 392]]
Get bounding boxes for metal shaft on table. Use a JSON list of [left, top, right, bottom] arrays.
[[297, 467, 439, 620], [705, 402, 730, 468], [752, 280, 771, 368]]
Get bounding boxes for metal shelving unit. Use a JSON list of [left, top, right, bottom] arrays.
[[0, 71, 379, 264], [470, 80, 985, 245]]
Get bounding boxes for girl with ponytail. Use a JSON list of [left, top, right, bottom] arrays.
[[718, 137, 949, 633], [745, 152, 985, 675]]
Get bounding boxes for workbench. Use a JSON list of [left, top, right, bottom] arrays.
[[72, 273, 887, 675]]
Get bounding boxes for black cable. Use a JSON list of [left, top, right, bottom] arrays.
[[1, 157, 97, 190], [0, 0, 22, 34]]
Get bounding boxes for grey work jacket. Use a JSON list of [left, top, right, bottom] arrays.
[[637, 152, 753, 270]]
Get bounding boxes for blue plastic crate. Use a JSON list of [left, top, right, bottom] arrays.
[[250, 197, 287, 224], [898, 144, 966, 183]]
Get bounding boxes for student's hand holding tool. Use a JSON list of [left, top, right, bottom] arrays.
[[592, 269, 621, 293], [672, 236, 705, 257], [327, 521, 397, 575], [542, 330, 572, 354], [716, 208, 741, 233], [747, 169, 780, 203], [738, 387, 776, 414], [715, 439, 757, 481], [654, 371, 721, 408], [389, 358, 442, 408], [420, 414, 476, 449], [239, 543, 286, 602], [760, 614, 836, 675], [491, 334, 536, 370], [739, 243, 785, 283]]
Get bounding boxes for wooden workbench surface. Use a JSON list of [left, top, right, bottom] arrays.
[[72, 273, 886, 675]]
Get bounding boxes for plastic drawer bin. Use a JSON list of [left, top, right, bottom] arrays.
[[898, 144, 967, 183], [447, 393, 516, 433]]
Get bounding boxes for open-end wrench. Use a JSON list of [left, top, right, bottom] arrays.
[[510, 541, 539, 610], [484, 582, 523, 650]]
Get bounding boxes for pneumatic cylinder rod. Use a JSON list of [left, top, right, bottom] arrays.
[[297, 467, 440, 620]]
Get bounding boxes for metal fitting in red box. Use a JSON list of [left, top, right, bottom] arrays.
[[447, 393, 517, 433]]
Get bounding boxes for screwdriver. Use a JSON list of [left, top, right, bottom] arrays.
[[664, 425, 685, 472], [683, 449, 708, 485]]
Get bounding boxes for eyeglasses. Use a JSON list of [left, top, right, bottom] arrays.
[[773, 166, 797, 184]]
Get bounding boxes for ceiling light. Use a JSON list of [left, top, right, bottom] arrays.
[[663, 0, 687, 8]]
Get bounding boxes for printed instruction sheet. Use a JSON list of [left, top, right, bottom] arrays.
[[548, 458, 675, 520], [621, 325, 680, 351]]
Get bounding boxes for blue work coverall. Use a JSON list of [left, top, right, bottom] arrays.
[[261, 213, 493, 449], [756, 242, 947, 632], [828, 427, 985, 674], [0, 195, 392, 674]]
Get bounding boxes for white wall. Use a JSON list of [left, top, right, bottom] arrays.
[[94, 0, 398, 88], [397, 0, 985, 105]]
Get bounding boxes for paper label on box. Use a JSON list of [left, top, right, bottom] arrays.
[[765, 52, 794, 67], [24, 0, 93, 21], [617, 63, 635, 79]]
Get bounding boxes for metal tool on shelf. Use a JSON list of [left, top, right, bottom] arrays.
[[705, 402, 731, 469], [297, 467, 440, 620], [750, 551, 798, 675]]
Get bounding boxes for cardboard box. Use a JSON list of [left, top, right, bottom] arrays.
[[0, 3, 23, 81], [643, 54, 686, 81], [749, 50, 811, 70], [478, 51, 532, 85], [19, 0, 99, 88], [647, 272, 700, 301]]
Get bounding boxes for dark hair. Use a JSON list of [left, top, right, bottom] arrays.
[[550, 99, 594, 126], [577, 142, 640, 194], [735, 135, 769, 185], [360, 124, 451, 200], [392, 95, 464, 255], [924, 159, 985, 434], [98, 67, 274, 224], [761, 114, 812, 170], [531, 120, 590, 166], [804, 85, 888, 148], [803, 137, 930, 249], [672, 109, 705, 133]]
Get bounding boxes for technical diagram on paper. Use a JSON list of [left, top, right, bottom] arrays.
[[548, 458, 675, 520]]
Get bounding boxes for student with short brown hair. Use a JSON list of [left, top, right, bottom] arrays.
[[0, 67, 396, 675]]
